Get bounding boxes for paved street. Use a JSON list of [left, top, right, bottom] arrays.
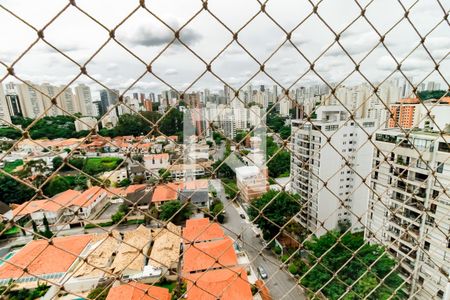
[[211, 180, 306, 300]]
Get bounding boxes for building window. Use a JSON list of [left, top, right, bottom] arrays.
[[437, 290, 444, 299], [438, 142, 450, 153]]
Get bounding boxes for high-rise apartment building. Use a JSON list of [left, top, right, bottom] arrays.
[[16, 82, 46, 118], [366, 129, 450, 300], [40, 83, 61, 116], [426, 81, 441, 91], [388, 97, 450, 130], [99, 89, 119, 116], [0, 84, 11, 124], [4, 82, 22, 117], [74, 84, 94, 116], [290, 106, 376, 236]]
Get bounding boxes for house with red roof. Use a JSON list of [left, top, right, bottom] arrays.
[[106, 282, 170, 300], [184, 267, 252, 300], [182, 237, 238, 274], [0, 235, 92, 288], [181, 218, 254, 299], [151, 183, 180, 210], [13, 187, 108, 230]]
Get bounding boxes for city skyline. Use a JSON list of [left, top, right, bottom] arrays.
[[0, 0, 448, 94]]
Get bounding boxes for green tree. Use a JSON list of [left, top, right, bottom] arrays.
[[159, 201, 192, 223], [118, 178, 131, 187], [279, 126, 291, 140], [0, 127, 21, 140], [211, 200, 225, 223], [44, 175, 70, 197], [267, 149, 290, 178], [111, 211, 125, 224], [158, 168, 171, 182], [0, 176, 35, 204], [52, 156, 64, 171], [247, 191, 301, 239], [159, 108, 183, 136], [417, 90, 448, 101], [87, 286, 110, 300], [301, 232, 407, 300], [212, 160, 235, 179]]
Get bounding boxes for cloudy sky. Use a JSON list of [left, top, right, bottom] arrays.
[[0, 0, 448, 97]]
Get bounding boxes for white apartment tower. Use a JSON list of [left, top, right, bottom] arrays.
[[16, 82, 46, 118], [0, 84, 11, 124], [366, 129, 450, 300], [290, 106, 376, 236], [74, 84, 94, 116]]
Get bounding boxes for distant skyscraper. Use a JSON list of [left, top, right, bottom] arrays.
[[99, 89, 119, 116], [4, 82, 22, 117], [0, 84, 11, 125], [74, 84, 94, 116], [16, 82, 46, 118], [427, 81, 441, 91]]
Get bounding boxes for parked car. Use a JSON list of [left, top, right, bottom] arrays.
[[258, 266, 268, 279], [239, 213, 246, 219]]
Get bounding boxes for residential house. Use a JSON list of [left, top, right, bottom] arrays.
[[179, 179, 210, 209], [66, 186, 108, 221], [184, 267, 252, 300], [0, 235, 92, 288], [181, 218, 253, 299], [169, 163, 205, 180], [151, 183, 180, 210], [106, 282, 170, 300], [143, 153, 170, 175], [30, 190, 82, 230]]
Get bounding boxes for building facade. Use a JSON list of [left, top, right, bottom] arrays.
[[366, 129, 450, 300], [290, 106, 376, 236]]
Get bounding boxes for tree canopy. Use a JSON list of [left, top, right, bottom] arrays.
[[159, 201, 192, 224], [267, 136, 290, 178], [299, 231, 407, 300], [248, 190, 301, 239], [417, 90, 448, 101]]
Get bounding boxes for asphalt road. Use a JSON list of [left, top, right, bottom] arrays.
[[211, 180, 306, 300]]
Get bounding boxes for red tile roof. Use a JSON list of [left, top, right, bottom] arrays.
[[183, 218, 225, 243], [0, 235, 92, 279], [124, 184, 146, 194], [12, 200, 47, 217], [182, 179, 208, 190], [184, 267, 252, 300], [71, 186, 106, 208], [151, 183, 180, 203], [182, 237, 237, 274], [106, 282, 170, 300], [43, 189, 82, 212]]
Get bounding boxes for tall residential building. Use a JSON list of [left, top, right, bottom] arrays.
[[74, 84, 94, 116], [99, 89, 119, 116], [426, 81, 441, 91], [388, 97, 450, 130], [59, 87, 77, 115], [290, 106, 376, 236], [40, 83, 61, 116], [366, 129, 450, 300], [16, 82, 46, 118], [4, 82, 23, 117], [0, 84, 11, 124]]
